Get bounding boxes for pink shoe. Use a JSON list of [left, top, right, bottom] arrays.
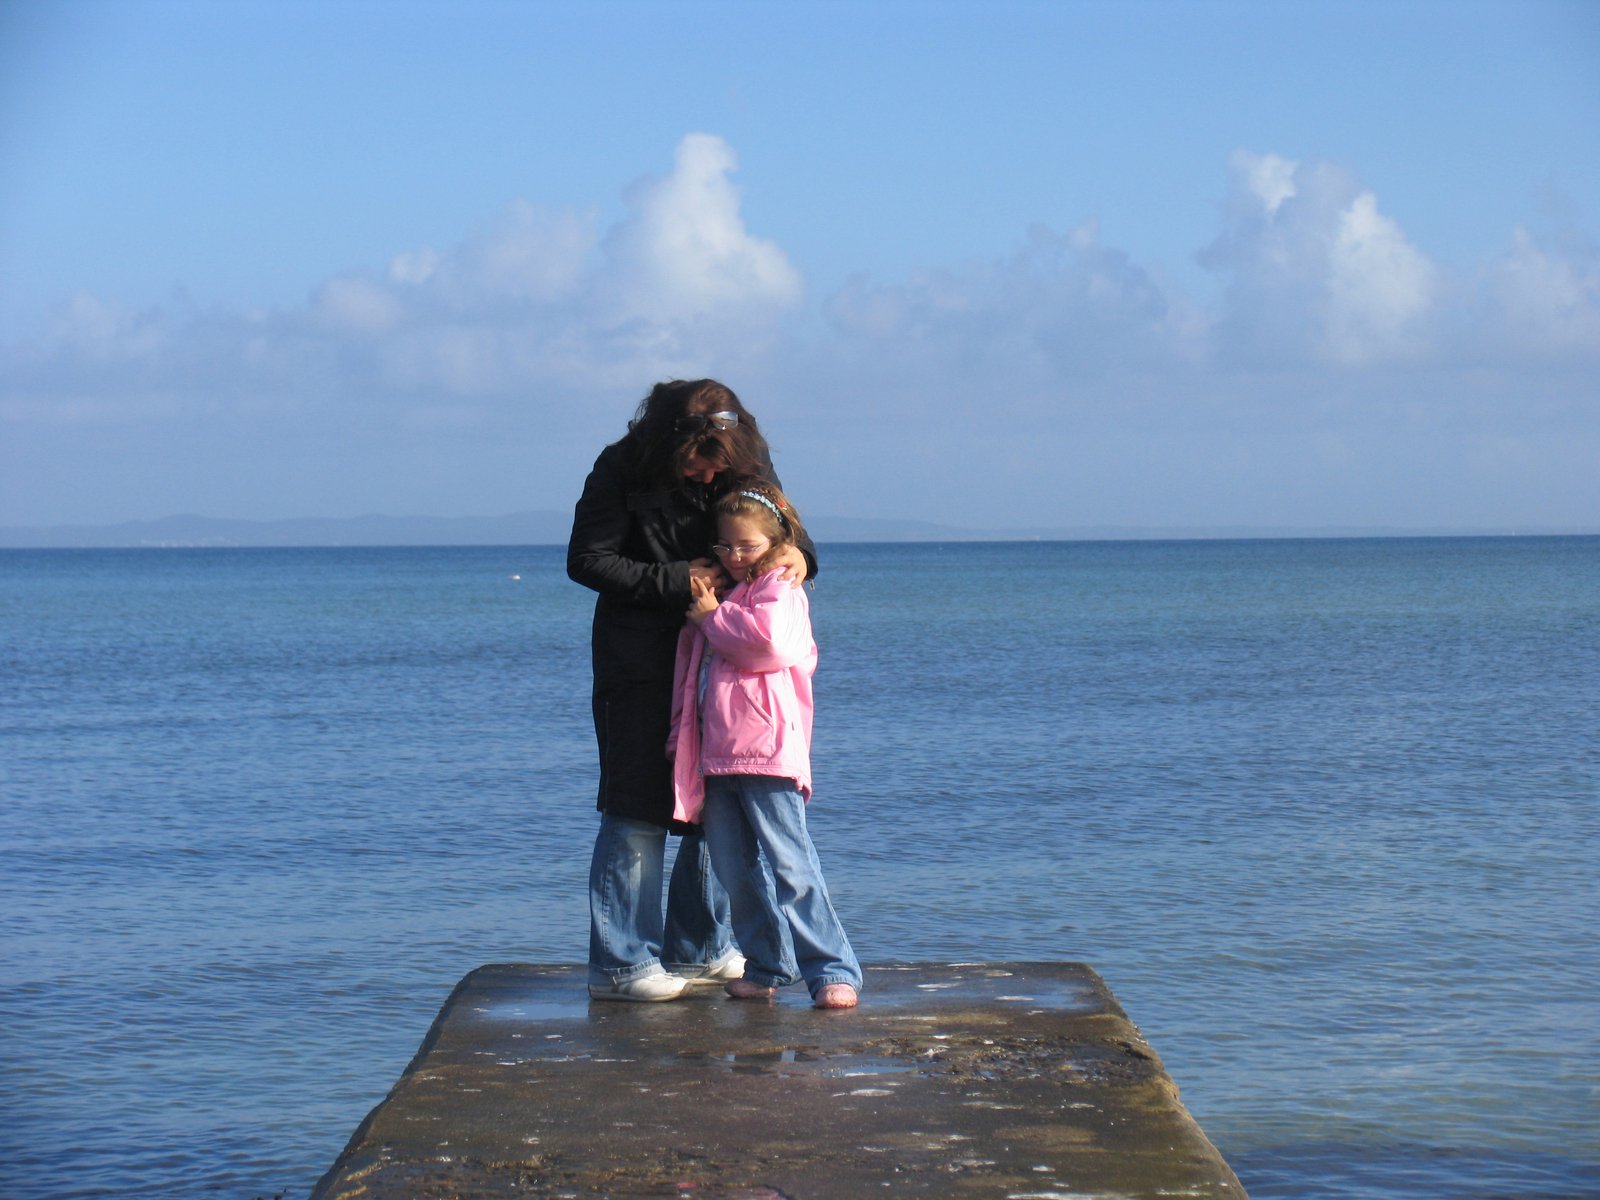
[[813, 984, 859, 1009], [725, 978, 777, 1000]]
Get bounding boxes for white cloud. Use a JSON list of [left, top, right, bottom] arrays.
[[1240, 150, 1298, 216], [1326, 191, 1437, 364], [312, 277, 402, 334], [603, 132, 803, 323], [351, 132, 802, 390], [3, 140, 1597, 531], [3, 134, 805, 414], [45, 293, 172, 362], [13, 142, 1591, 423], [1480, 227, 1600, 359], [821, 218, 1202, 407], [398, 201, 599, 310], [1201, 151, 1438, 367]]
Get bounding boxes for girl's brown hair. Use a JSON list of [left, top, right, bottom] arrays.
[[714, 483, 808, 581], [620, 379, 771, 490]]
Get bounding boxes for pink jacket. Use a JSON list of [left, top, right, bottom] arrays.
[[668, 569, 817, 824]]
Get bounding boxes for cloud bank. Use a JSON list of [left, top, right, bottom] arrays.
[[5, 133, 803, 422], [2, 135, 1597, 527]]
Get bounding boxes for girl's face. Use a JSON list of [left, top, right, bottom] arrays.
[[713, 514, 773, 570]]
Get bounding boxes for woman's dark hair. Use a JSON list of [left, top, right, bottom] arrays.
[[621, 379, 770, 489]]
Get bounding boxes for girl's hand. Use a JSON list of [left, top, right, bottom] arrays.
[[772, 544, 809, 588], [686, 574, 719, 624]]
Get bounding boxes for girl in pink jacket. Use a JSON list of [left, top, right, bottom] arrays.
[[669, 486, 862, 1009]]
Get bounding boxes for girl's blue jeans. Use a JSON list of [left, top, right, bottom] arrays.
[[700, 774, 862, 997], [587, 814, 735, 985]]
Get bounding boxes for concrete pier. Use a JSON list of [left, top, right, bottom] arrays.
[[311, 962, 1246, 1199]]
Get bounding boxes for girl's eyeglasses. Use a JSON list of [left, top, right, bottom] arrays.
[[712, 539, 770, 560], [675, 410, 740, 434]]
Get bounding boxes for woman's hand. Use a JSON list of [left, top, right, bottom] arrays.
[[689, 557, 729, 591], [771, 544, 809, 588], [686, 574, 719, 624]]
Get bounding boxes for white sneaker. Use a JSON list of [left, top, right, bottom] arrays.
[[677, 952, 747, 989], [587, 970, 690, 1003]]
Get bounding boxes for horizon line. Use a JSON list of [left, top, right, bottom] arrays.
[[2, 508, 1596, 551]]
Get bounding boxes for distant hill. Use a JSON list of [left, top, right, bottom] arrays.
[[0, 511, 1591, 548], [0, 511, 577, 548]]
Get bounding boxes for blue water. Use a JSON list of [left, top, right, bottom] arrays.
[[2, 538, 1597, 1199]]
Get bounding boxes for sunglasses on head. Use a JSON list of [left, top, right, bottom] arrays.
[[674, 410, 740, 434]]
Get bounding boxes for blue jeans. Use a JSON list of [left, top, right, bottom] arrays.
[[588, 814, 735, 984], [701, 774, 862, 997]]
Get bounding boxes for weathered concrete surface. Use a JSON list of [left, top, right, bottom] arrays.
[[311, 962, 1246, 1199]]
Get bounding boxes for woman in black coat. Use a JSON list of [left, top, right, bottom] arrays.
[[568, 379, 816, 1001]]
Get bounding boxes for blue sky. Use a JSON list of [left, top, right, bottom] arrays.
[[3, 0, 1598, 530]]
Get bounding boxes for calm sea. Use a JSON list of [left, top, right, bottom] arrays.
[[2, 538, 1597, 1200]]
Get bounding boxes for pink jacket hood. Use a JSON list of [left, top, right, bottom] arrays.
[[668, 569, 817, 824]]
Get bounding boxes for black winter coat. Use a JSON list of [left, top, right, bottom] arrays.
[[567, 440, 817, 829]]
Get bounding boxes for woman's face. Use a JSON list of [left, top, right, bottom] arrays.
[[681, 456, 719, 485]]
